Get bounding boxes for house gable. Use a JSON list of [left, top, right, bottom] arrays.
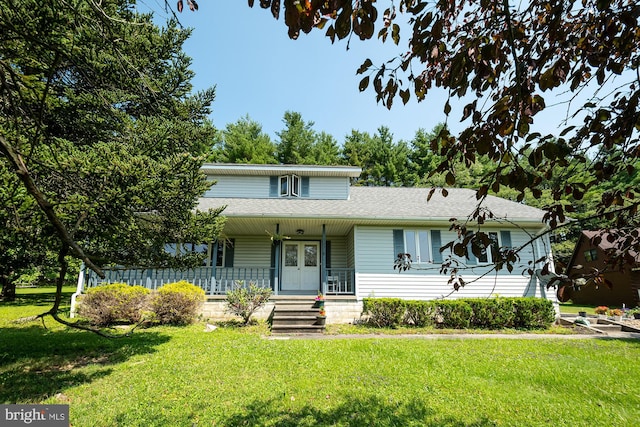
[[201, 163, 361, 200]]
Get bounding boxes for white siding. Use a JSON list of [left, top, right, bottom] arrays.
[[346, 228, 355, 268], [309, 176, 350, 200], [329, 237, 348, 268], [233, 236, 272, 267], [203, 175, 351, 200], [356, 273, 540, 300], [353, 225, 548, 301], [203, 176, 269, 198], [354, 226, 398, 274]]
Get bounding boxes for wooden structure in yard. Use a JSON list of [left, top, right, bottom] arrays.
[[566, 230, 640, 308]]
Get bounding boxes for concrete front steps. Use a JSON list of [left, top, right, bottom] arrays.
[[270, 298, 325, 335]]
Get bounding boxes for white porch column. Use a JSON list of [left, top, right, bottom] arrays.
[[69, 263, 86, 318]]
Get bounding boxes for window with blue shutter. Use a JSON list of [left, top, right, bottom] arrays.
[[431, 230, 442, 263], [500, 231, 512, 248], [214, 239, 235, 267], [393, 230, 404, 260], [272, 174, 304, 197]]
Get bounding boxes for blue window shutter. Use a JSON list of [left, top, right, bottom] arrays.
[[269, 176, 278, 197], [431, 230, 442, 263], [212, 241, 219, 267], [301, 176, 310, 197], [393, 230, 404, 259], [500, 231, 512, 248], [224, 239, 235, 268]]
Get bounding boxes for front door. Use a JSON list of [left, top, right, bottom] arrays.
[[281, 241, 320, 292]]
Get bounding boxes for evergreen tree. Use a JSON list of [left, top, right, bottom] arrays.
[[0, 0, 224, 315], [211, 115, 277, 163], [276, 111, 316, 164]]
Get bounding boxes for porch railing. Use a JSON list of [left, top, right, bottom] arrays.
[[84, 266, 274, 295], [326, 268, 355, 295]]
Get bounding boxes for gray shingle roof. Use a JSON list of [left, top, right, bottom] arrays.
[[197, 186, 547, 224]]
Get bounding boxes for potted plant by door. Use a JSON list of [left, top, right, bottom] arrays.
[[631, 307, 640, 320], [316, 307, 326, 326], [314, 292, 325, 308]]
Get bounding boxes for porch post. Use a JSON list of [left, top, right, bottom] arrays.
[[211, 240, 218, 295], [70, 263, 86, 318], [321, 224, 327, 295], [274, 224, 280, 295]]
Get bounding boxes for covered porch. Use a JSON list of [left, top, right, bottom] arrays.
[[81, 264, 355, 296], [79, 218, 357, 296]]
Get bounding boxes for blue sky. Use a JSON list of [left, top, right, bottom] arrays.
[[143, 1, 591, 145], [145, 0, 452, 143]]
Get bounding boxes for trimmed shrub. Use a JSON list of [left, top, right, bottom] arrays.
[[152, 281, 205, 325], [225, 281, 272, 325], [77, 283, 150, 326], [361, 297, 555, 330], [434, 300, 473, 329], [467, 298, 516, 329], [362, 298, 405, 327], [512, 297, 556, 329], [404, 300, 436, 327]]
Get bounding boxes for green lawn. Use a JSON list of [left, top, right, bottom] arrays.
[[558, 302, 598, 315], [1, 288, 639, 426]]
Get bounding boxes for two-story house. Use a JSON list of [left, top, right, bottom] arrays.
[[75, 163, 556, 322]]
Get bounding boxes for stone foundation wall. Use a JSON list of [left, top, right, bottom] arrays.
[[201, 297, 364, 324]]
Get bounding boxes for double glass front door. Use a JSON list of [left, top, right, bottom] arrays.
[[281, 241, 319, 291]]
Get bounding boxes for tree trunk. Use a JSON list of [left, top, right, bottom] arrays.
[[1, 275, 16, 301]]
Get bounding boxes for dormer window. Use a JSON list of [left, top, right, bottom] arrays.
[[279, 174, 300, 197]]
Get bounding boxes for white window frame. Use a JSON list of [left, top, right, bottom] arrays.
[[165, 242, 210, 266], [404, 230, 431, 264], [278, 174, 301, 197]]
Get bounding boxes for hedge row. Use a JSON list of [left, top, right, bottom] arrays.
[[77, 281, 205, 326], [362, 297, 556, 330]]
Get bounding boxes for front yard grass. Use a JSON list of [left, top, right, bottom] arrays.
[[1, 288, 639, 426]]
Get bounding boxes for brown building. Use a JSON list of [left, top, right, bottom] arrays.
[[566, 230, 640, 308]]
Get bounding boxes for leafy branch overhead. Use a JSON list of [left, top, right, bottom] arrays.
[[226, 0, 640, 277]]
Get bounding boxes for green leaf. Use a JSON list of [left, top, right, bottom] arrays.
[[400, 88, 410, 104], [357, 58, 373, 74], [335, 3, 352, 40], [359, 76, 370, 92], [444, 100, 451, 115], [445, 171, 455, 186], [392, 23, 400, 45]]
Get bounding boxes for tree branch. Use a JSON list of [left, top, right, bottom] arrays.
[[0, 135, 104, 278]]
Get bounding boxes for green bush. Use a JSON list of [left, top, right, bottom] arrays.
[[434, 300, 473, 328], [151, 281, 205, 325], [512, 297, 556, 329], [404, 300, 436, 327], [362, 298, 406, 327], [225, 281, 273, 325], [467, 298, 516, 329], [361, 297, 556, 330], [77, 283, 150, 326]]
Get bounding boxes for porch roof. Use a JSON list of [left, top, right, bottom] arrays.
[[197, 187, 548, 236]]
